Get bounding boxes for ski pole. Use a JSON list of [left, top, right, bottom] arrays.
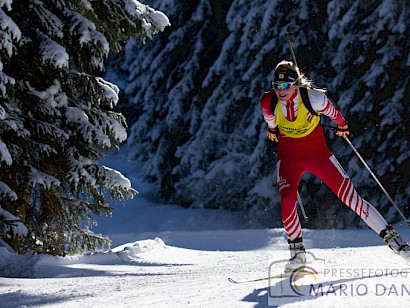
[[344, 137, 410, 226], [326, 125, 410, 226], [285, 33, 308, 224], [297, 191, 309, 223], [284, 33, 301, 76]]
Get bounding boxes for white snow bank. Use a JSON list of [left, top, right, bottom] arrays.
[[115, 237, 166, 261], [2, 229, 410, 308], [0, 245, 33, 278]]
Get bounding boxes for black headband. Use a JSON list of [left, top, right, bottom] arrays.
[[273, 67, 299, 83]]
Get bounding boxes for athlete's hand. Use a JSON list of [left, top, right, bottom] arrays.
[[336, 124, 349, 138], [267, 127, 279, 142]]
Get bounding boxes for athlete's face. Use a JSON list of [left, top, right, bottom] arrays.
[[273, 81, 296, 101]]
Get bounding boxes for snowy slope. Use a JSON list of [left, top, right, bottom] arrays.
[[1, 149, 409, 307], [1, 231, 410, 307]]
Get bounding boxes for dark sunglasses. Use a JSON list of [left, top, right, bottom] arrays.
[[273, 80, 297, 91]]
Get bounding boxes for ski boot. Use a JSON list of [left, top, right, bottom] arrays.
[[285, 238, 306, 273], [380, 225, 410, 262]]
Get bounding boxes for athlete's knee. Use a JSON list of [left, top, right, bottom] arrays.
[[281, 199, 298, 222]]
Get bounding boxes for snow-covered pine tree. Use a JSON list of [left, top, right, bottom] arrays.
[[0, 0, 169, 255], [108, 0, 409, 228], [324, 0, 410, 225], [108, 0, 328, 226]]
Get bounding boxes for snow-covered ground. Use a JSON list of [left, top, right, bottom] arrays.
[[1, 149, 409, 307]]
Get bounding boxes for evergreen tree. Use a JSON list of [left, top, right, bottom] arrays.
[[0, 0, 169, 255], [323, 0, 410, 225], [108, 0, 409, 228]]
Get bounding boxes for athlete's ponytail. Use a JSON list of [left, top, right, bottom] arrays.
[[273, 60, 326, 93]]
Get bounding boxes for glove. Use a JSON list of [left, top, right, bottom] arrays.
[[336, 123, 349, 138], [267, 126, 279, 142]]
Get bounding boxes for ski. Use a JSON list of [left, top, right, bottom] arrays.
[[228, 272, 291, 284], [228, 269, 323, 284]]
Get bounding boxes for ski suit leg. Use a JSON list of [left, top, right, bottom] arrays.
[[276, 158, 303, 241], [308, 154, 388, 235]]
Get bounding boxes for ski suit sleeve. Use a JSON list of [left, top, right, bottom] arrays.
[[308, 91, 347, 127], [260, 91, 276, 129]]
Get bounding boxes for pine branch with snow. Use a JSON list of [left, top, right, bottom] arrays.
[[0, 0, 169, 255]]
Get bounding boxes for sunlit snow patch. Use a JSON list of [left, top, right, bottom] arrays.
[[115, 237, 166, 262]]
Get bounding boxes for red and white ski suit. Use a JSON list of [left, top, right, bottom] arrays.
[[260, 89, 388, 241]]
